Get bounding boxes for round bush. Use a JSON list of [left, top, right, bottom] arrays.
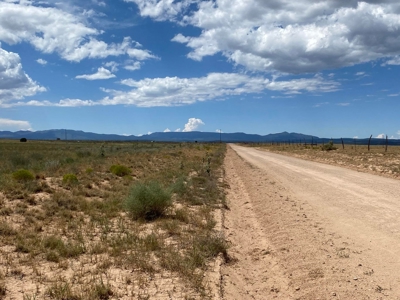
[[321, 141, 338, 151], [110, 165, 131, 177], [125, 181, 172, 220], [65, 157, 74, 164], [62, 174, 78, 185], [12, 169, 34, 182]]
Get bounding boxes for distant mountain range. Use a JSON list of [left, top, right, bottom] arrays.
[[0, 129, 399, 145]]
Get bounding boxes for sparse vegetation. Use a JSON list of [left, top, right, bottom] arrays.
[[0, 140, 227, 298]]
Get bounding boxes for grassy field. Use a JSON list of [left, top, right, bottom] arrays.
[[0, 140, 227, 299], [241, 142, 400, 179]]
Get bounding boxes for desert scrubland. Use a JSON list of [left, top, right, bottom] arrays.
[[0, 140, 226, 299]]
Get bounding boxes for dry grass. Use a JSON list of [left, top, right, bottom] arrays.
[[0, 140, 227, 299], [242, 143, 400, 179]]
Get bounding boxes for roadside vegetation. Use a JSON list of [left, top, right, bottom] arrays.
[[0, 140, 227, 299], [240, 142, 400, 179]]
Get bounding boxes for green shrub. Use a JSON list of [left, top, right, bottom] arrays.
[[125, 181, 172, 220], [321, 141, 338, 151], [110, 165, 131, 177], [12, 169, 34, 182], [62, 174, 78, 185], [85, 168, 94, 174], [64, 157, 74, 164]]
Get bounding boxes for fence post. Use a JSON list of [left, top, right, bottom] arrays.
[[368, 135, 372, 151], [341, 138, 344, 150]]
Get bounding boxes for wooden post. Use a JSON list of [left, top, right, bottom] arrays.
[[354, 138, 356, 151], [368, 135, 372, 151], [386, 135, 388, 152], [341, 138, 344, 150]]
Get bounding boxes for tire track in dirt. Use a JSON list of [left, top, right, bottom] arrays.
[[222, 145, 398, 299], [221, 147, 293, 299]]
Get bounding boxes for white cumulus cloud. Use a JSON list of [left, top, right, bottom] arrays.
[[183, 118, 204, 132], [0, 45, 46, 104], [124, 61, 141, 71], [130, 0, 400, 73], [124, 0, 194, 21], [76, 67, 116, 80], [163, 128, 171, 132], [0, 118, 32, 131], [376, 133, 386, 139], [0, 2, 157, 62], [36, 58, 47, 65]]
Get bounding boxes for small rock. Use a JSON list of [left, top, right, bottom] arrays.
[[353, 277, 358, 281], [332, 292, 336, 296], [295, 287, 300, 291]]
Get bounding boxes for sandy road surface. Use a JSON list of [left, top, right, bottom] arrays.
[[221, 144, 400, 299]]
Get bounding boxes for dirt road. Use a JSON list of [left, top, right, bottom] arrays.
[[221, 144, 400, 299]]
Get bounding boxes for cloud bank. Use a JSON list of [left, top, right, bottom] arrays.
[[2, 73, 339, 107], [133, 0, 400, 73], [0, 118, 32, 130]]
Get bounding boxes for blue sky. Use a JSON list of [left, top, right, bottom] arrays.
[[1, 0, 400, 138]]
